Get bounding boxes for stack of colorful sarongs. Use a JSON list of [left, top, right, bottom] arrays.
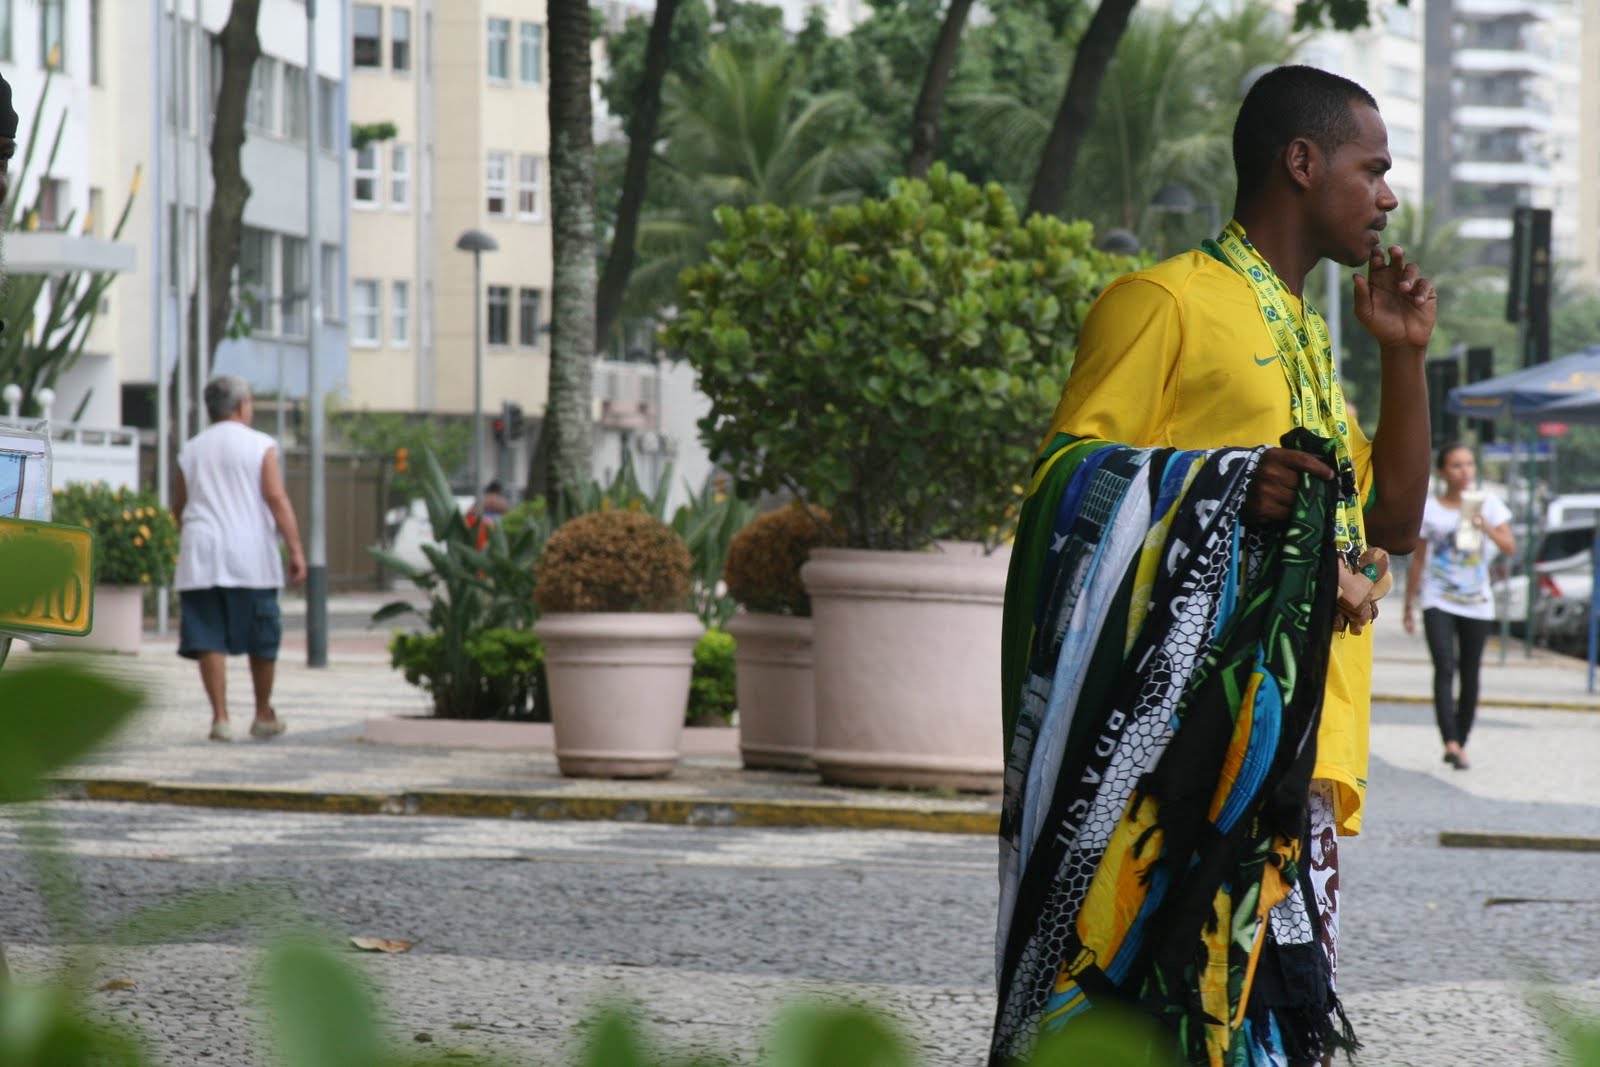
[[991, 428, 1348, 1067]]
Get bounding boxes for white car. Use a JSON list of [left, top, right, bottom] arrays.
[[1494, 519, 1596, 646], [381, 495, 477, 583]]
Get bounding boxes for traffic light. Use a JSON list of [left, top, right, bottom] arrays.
[[492, 414, 508, 446], [394, 446, 409, 474], [505, 402, 525, 441]]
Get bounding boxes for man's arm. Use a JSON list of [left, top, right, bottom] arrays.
[[260, 447, 308, 585], [1353, 246, 1436, 554], [172, 470, 187, 532]]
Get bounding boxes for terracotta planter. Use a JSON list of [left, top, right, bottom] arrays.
[[726, 612, 814, 771], [58, 584, 139, 654], [801, 544, 1007, 791], [533, 612, 703, 778]]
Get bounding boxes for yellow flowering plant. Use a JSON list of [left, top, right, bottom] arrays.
[[50, 482, 178, 587]]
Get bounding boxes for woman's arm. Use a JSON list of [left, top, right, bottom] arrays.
[[1402, 537, 1428, 634]]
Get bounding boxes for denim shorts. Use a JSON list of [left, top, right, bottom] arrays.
[[178, 587, 282, 661]]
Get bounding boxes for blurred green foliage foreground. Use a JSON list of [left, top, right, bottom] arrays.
[[1, 536, 1596, 1066]]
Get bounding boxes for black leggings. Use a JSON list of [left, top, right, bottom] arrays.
[[1422, 608, 1492, 747]]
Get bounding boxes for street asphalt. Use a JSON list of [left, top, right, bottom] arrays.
[[0, 593, 1595, 1064]]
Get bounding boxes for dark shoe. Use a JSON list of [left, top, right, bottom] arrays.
[[1453, 751, 1470, 770]]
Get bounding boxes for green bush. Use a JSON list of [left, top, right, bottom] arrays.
[[389, 627, 547, 721], [667, 164, 1132, 551], [51, 482, 178, 587], [687, 627, 736, 725], [370, 448, 546, 720]]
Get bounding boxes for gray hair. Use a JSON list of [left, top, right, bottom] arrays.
[[203, 375, 251, 422]]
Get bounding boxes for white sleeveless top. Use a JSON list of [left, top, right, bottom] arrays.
[[175, 421, 285, 590]]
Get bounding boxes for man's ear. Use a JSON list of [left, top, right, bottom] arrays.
[[1284, 136, 1319, 192]]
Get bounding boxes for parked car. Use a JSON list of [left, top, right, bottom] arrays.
[[1493, 519, 1597, 648]]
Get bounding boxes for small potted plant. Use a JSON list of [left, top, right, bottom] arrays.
[[50, 482, 178, 653], [533, 508, 702, 778], [722, 503, 838, 770]]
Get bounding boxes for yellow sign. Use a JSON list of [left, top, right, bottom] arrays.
[[0, 518, 94, 637]]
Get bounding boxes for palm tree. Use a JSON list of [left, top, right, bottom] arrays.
[[954, 1, 1297, 240], [540, 0, 598, 502], [625, 45, 887, 315]]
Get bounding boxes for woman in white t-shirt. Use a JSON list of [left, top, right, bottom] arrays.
[[1402, 444, 1515, 770]]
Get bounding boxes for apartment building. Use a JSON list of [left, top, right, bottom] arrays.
[[0, 0, 136, 426], [345, 0, 551, 431], [1422, 0, 1584, 268], [1582, 0, 1600, 285], [88, 0, 349, 431]]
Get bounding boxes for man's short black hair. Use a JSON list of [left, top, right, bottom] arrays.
[[1233, 65, 1379, 204]]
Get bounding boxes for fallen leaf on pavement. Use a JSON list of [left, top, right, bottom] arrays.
[[348, 936, 415, 953], [99, 979, 137, 992]]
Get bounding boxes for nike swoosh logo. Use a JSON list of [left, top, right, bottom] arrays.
[[1253, 353, 1279, 366]]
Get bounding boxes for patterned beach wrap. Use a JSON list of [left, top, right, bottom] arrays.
[[991, 428, 1347, 1067]]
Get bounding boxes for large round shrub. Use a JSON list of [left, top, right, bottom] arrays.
[[723, 503, 838, 616], [666, 164, 1132, 551], [534, 509, 692, 614]]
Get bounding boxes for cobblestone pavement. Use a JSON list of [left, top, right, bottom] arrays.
[[6, 694, 1600, 1067]]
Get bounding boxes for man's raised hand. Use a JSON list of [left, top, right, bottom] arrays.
[[1353, 244, 1437, 354]]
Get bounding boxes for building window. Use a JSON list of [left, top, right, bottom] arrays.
[[318, 77, 338, 152], [353, 4, 381, 68], [37, 177, 68, 231], [390, 143, 411, 208], [351, 279, 381, 346], [280, 236, 308, 337], [391, 7, 412, 72], [321, 244, 341, 322], [487, 286, 511, 345], [485, 151, 509, 216], [518, 23, 541, 85], [1390, 124, 1419, 159], [239, 226, 273, 331], [40, 0, 63, 70], [353, 143, 381, 208], [517, 154, 541, 219], [391, 280, 410, 346], [518, 288, 542, 347], [487, 17, 510, 81], [89, 0, 101, 85], [246, 56, 277, 132], [282, 64, 308, 142]]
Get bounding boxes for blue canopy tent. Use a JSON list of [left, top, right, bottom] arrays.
[[1447, 344, 1600, 690], [1447, 345, 1600, 420]]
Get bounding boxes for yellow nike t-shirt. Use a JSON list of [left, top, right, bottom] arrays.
[[1049, 250, 1374, 836]]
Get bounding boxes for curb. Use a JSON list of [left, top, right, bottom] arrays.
[[1373, 693, 1600, 713], [49, 778, 1001, 836], [1439, 830, 1600, 853]]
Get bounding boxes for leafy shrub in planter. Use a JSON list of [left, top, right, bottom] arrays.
[[688, 627, 737, 725], [389, 627, 547, 721], [667, 164, 1132, 551], [371, 448, 546, 720], [51, 482, 178, 587], [723, 503, 839, 616], [535, 510, 692, 614]]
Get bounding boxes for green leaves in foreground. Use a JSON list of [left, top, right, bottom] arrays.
[[0, 662, 141, 802]]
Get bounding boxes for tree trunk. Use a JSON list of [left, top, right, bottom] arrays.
[[906, 0, 975, 179], [538, 0, 598, 505], [594, 0, 681, 352], [204, 0, 263, 369], [1025, 0, 1139, 219]]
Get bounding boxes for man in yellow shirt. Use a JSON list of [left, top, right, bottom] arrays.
[[994, 66, 1434, 1066]]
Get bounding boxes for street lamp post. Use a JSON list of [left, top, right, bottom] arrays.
[[455, 229, 499, 513]]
